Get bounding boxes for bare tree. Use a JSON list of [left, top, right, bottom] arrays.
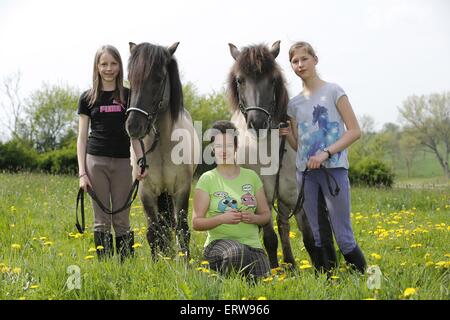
[[398, 92, 450, 178], [0, 71, 24, 140]]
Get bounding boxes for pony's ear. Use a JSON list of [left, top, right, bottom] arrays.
[[270, 40, 281, 59], [168, 42, 180, 56], [228, 43, 241, 60], [129, 42, 137, 52]]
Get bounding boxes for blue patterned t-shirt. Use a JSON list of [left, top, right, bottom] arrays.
[[287, 82, 349, 171]]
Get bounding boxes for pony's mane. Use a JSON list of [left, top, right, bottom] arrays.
[[227, 44, 289, 122], [128, 42, 183, 122]]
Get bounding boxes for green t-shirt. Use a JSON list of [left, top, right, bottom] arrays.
[[195, 167, 264, 249]]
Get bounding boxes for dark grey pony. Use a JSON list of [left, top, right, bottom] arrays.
[[126, 42, 199, 258], [227, 41, 336, 270]]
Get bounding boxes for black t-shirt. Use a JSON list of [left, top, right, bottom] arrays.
[[77, 88, 130, 158]]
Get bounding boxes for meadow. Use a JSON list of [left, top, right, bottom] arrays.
[[0, 172, 449, 300]]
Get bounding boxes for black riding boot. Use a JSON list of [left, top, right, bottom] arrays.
[[343, 245, 367, 274], [323, 243, 338, 270], [116, 231, 135, 262], [94, 231, 114, 260]]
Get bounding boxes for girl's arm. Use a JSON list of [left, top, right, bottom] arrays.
[[131, 139, 148, 180], [77, 115, 92, 191], [241, 187, 271, 226], [192, 189, 242, 231], [280, 117, 298, 151]]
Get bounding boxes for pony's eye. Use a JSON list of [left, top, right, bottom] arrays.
[[236, 77, 245, 85], [223, 200, 229, 204]]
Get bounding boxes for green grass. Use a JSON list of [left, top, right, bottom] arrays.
[[0, 173, 449, 300]]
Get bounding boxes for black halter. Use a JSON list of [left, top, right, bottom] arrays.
[[236, 78, 276, 130]]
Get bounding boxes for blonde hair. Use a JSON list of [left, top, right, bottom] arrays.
[[288, 41, 317, 62], [87, 45, 125, 107]]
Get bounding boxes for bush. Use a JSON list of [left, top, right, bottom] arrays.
[[38, 144, 77, 175], [349, 157, 395, 187], [0, 139, 39, 172]]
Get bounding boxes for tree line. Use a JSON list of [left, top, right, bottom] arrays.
[[1, 72, 449, 184]]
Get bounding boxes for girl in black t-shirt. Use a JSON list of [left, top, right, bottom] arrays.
[[77, 45, 147, 261]]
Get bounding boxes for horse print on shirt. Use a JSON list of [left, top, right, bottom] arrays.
[[299, 105, 341, 164]]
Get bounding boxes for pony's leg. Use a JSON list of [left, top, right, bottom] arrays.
[[262, 219, 279, 269], [141, 192, 163, 259], [173, 188, 191, 258], [157, 192, 174, 256], [276, 200, 296, 269]]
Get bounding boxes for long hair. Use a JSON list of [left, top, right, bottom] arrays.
[[128, 43, 184, 123], [87, 45, 125, 107], [227, 44, 289, 122]]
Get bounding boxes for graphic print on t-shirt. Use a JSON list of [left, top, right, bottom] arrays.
[[99, 99, 125, 113], [214, 191, 238, 213], [299, 104, 341, 164], [213, 183, 257, 213]]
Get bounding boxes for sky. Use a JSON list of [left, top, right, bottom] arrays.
[[0, 0, 449, 139]]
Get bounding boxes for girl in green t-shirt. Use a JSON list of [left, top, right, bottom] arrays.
[[193, 121, 271, 278]]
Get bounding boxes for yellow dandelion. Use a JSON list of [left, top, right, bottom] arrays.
[[39, 237, 47, 241], [410, 244, 422, 248], [178, 252, 186, 257], [10, 206, 16, 212], [11, 244, 21, 250], [30, 285, 39, 289], [257, 296, 268, 300], [58, 253, 64, 257], [200, 260, 209, 265], [435, 261, 450, 269], [299, 264, 312, 270], [262, 276, 273, 282], [10, 224, 15, 228], [425, 261, 434, 267], [132, 243, 142, 249], [403, 287, 417, 298], [88, 248, 97, 253], [330, 276, 339, 280], [277, 251, 282, 257], [43, 241, 53, 246], [12, 267, 21, 274], [444, 253, 450, 258], [84, 255, 95, 260], [96, 245, 104, 250], [363, 298, 377, 300], [289, 231, 296, 239], [18, 297, 26, 300], [370, 253, 382, 260], [278, 274, 287, 281], [163, 256, 171, 260]]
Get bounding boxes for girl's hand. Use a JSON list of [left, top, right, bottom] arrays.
[[307, 152, 329, 169], [279, 120, 292, 137], [79, 174, 92, 192], [241, 211, 257, 224], [136, 168, 148, 181], [220, 209, 242, 225]]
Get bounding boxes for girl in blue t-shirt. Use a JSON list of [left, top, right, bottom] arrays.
[[280, 42, 366, 274]]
